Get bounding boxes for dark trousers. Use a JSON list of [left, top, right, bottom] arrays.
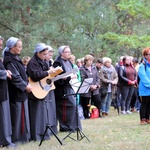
[[116, 86, 122, 107], [130, 87, 138, 109], [80, 94, 101, 118], [120, 85, 134, 111], [140, 96, 150, 120]]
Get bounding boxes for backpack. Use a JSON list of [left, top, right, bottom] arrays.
[[137, 63, 146, 84]]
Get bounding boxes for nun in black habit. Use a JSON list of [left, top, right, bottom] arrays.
[[27, 43, 57, 141], [0, 36, 15, 147], [53, 45, 82, 132], [2, 37, 32, 144]]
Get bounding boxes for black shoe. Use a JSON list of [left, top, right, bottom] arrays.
[[99, 115, 102, 118]]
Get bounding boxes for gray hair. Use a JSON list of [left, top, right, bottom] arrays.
[[103, 57, 112, 65]]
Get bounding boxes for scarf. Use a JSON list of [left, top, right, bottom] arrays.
[[103, 65, 114, 79]]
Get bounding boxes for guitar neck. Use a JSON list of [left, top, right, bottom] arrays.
[[51, 68, 78, 82]]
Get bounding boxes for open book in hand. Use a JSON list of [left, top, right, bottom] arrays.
[[49, 66, 63, 77]]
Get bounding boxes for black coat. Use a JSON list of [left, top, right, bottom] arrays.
[[27, 54, 49, 82], [118, 64, 136, 86], [0, 60, 8, 102], [53, 57, 72, 100], [3, 52, 28, 102]]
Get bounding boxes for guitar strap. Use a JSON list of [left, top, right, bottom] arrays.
[[39, 80, 44, 90]]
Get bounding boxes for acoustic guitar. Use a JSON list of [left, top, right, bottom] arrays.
[[28, 68, 78, 99]]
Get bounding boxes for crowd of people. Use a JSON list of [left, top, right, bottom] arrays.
[[0, 35, 150, 148]]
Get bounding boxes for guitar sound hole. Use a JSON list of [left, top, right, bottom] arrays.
[[46, 79, 52, 85]]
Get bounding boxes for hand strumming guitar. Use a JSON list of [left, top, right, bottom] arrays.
[[26, 83, 32, 92]]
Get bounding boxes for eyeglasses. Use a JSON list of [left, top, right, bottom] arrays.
[[63, 51, 71, 54]]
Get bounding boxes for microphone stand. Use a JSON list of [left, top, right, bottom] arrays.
[[39, 99, 63, 146]]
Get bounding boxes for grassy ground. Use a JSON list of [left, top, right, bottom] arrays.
[[1, 107, 150, 150]]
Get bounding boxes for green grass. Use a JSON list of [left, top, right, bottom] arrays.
[[2, 108, 150, 150]]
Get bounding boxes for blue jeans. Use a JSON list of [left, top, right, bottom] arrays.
[[101, 92, 112, 113], [135, 99, 141, 111]]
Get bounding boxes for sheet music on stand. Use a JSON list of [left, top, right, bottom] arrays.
[[70, 78, 93, 94], [78, 78, 93, 94]]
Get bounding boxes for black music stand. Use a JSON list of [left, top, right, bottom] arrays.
[[39, 99, 63, 146], [62, 78, 93, 142]]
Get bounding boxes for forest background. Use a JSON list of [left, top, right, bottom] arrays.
[[0, 0, 150, 63]]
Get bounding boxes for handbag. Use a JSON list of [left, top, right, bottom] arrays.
[[99, 87, 108, 97], [89, 105, 99, 119]]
